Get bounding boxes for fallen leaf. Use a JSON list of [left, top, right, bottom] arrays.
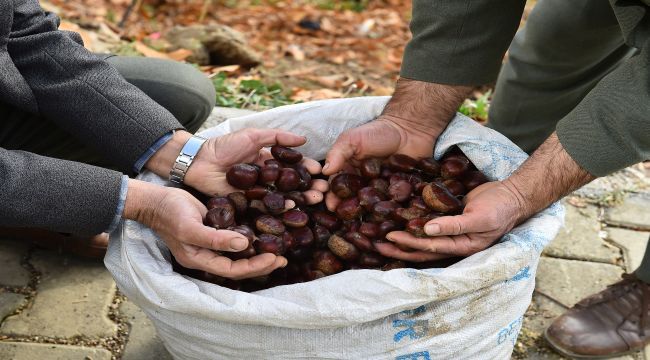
[[285, 44, 305, 61], [59, 21, 94, 50], [566, 197, 587, 208], [134, 41, 172, 59], [291, 88, 343, 102], [167, 48, 193, 61], [212, 64, 241, 73]]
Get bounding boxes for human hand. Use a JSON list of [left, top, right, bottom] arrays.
[[322, 115, 439, 211], [147, 128, 328, 205], [124, 179, 287, 279], [374, 181, 528, 262]]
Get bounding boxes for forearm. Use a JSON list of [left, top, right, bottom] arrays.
[[503, 133, 596, 220], [382, 77, 472, 135]]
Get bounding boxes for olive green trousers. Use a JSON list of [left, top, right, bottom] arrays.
[[487, 0, 650, 282]]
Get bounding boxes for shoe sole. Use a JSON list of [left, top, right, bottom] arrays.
[[544, 327, 639, 359]]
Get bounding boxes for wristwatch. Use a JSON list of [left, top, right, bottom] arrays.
[[169, 135, 207, 184]]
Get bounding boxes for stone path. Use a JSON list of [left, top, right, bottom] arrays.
[[0, 107, 648, 359]]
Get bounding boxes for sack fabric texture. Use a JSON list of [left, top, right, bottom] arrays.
[[105, 97, 564, 360]]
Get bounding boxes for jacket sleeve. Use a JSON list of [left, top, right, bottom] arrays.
[[0, 148, 124, 235], [8, 0, 183, 172], [401, 0, 527, 85], [556, 38, 650, 177]]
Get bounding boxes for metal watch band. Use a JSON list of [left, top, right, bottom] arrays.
[[169, 135, 207, 184]]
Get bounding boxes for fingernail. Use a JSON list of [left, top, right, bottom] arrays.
[[322, 163, 330, 172], [425, 224, 440, 235], [230, 237, 248, 250], [281, 259, 289, 267], [385, 234, 395, 242]]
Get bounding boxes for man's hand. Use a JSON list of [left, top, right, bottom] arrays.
[[376, 132, 596, 262], [322, 78, 471, 211], [124, 179, 287, 279], [374, 181, 524, 261], [146, 128, 329, 204], [323, 78, 471, 176]]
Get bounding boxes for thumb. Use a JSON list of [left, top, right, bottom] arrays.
[[424, 212, 491, 236], [323, 132, 356, 175]]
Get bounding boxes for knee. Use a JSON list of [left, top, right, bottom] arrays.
[[166, 62, 216, 132], [107, 56, 216, 133]]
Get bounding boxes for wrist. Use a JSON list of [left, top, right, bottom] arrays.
[[382, 77, 472, 135], [145, 130, 193, 177], [123, 178, 168, 225]]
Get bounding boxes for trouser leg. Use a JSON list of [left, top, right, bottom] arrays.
[[487, 0, 635, 153], [634, 236, 650, 283], [0, 56, 215, 167]]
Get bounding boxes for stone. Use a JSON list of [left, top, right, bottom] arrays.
[[604, 193, 650, 231], [166, 24, 261, 66], [535, 257, 624, 308], [121, 299, 172, 360], [1, 249, 117, 337], [0, 342, 111, 360], [0, 290, 25, 320], [200, 106, 256, 131], [543, 203, 620, 264], [606, 228, 650, 272], [0, 239, 31, 287]]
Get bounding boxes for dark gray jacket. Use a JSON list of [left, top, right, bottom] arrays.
[[0, 0, 182, 234]]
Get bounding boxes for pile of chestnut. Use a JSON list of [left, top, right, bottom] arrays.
[[172, 145, 488, 292]]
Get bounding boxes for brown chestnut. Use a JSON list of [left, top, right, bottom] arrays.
[[226, 163, 259, 189], [271, 145, 303, 164], [422, 182, 462, 213], [256, 215, 285, 235], [328, 234, 360, 261]]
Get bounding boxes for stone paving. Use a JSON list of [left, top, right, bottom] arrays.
[[0, 107, 648, 359]]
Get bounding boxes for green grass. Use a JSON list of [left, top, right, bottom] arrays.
[[459, 90, 491, 122], [314, 0, 369, 12], [212, 72, 296, 110]]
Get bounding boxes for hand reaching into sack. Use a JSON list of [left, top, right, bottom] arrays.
[[124, 127, 328, 279]]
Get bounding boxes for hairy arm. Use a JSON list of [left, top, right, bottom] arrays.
[[503, 132, 597, 220], [381, 78, 472, 137]]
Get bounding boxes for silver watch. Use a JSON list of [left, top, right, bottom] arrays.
[[169, 135, 207, 184]]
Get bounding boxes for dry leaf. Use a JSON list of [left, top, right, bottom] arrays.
[[212, 65, 241, 73], [566, 197, 587, 208], [59, 21, 94, 50], [133, 41, 172, 60], [285, 44, 305, 61], [292, 88, 343, 102], [167, 49, 193, 61]]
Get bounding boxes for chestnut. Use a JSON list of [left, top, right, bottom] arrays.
[[276, 168, 301, 192], [227, 192, 248, 215], [360, 158, 382, 178], [330, 173, 364, 199], [282, 209, 309, 228], [344, 232, 374, 252], [385, 154, 418, 172], [313, 251, 344, 275], [422, 182, 462, 213], [327, 234, 360, 261], [418, 158, 441, 177], [256, 215, 286, 235], [335, 197, 362, 221], [263, 192, 285, 215], [255, 234, 286, 256], [226, 163, 259, 189], [388, 180, 413, 202], [271, 145, 303, 164]]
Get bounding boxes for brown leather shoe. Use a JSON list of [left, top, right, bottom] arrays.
[[545, 273, 650, 358], [0, 227, 108, 259]]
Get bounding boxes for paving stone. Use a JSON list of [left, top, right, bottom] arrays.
[[121, 299, 172, 360], [606, 228, 650, 272], [0, 239, 31, 287], [0, 291, 25, 320], [536, 257, 624, 308], [1, 249, 117, 338], [604, 193, 650, 231], [0, 342, 111, 360], [543, 203, 620, 264], [200, 106, 257, 131]]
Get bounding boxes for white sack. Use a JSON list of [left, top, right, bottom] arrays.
[[106, 97, 564, 360]]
